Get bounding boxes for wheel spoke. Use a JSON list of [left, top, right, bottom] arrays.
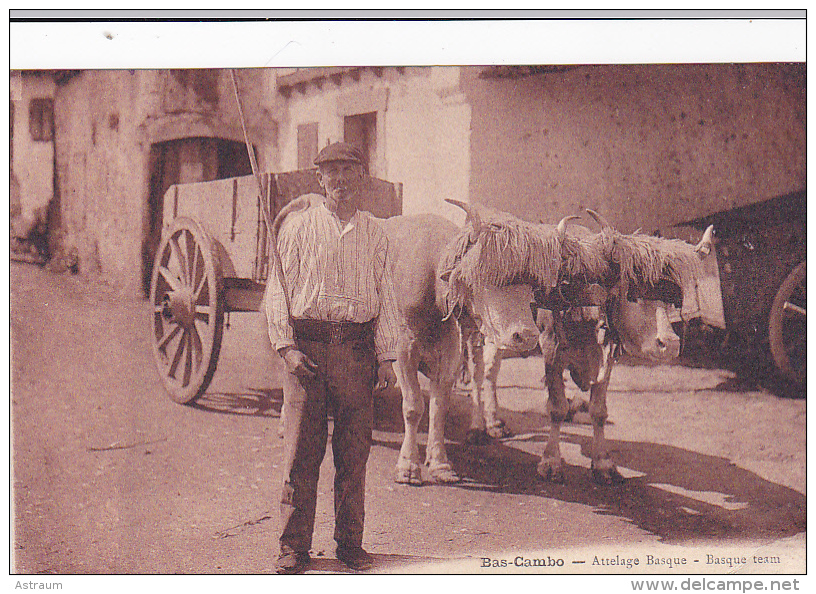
[[783, 301, 806, 317], [194, 272, 208, 303], [158, 266, 182, 293], [169, 234, 189, 287], [157, 323, 182, 352], [168, 328, 188, 379], [182, 330, 194, 387], [190, 244, 200, 294], [191, 321, 204, 366], [193, 317, 211, 342]]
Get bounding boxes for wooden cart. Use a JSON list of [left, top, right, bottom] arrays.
[[148, 170, 402, 404], [675, 190, 806, 387]]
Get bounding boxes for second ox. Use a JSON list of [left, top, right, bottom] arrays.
[[468, 210, 715, 484]]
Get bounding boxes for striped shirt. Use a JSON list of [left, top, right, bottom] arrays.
[[264, 203, 401, 361]]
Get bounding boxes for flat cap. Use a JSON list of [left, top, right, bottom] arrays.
[[314, 142, 364, 166]]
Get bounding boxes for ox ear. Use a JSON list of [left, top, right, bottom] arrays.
[[438, 230, 471, 284], [445, 198, 483, 238], [440, 282, 464, 321], [695, 225, 715, 259]]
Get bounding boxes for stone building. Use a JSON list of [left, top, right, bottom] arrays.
[[463, 63, 806, 234], [10, 71, 57, 255], [9, 64, 806, 302], [35, 69, 276, 295]]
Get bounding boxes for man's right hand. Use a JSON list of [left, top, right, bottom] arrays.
[[279, 347, 318, 378]]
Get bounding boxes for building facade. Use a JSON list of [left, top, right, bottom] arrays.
[[10, 71, 56, 247], [463, 63, 806, 234], [9, 64, 806, 298]]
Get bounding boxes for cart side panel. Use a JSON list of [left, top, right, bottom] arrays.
[[162, 171, 403, 286], [271, 170, 402, 222], [272, 170, 323, 213], [361, 176, 403, 218], [717, 223, 805, 343], [162, 174, 263, 279], [671, 191, 806, 344]]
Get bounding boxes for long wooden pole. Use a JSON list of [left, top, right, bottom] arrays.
[[229, 69, 292, 315]]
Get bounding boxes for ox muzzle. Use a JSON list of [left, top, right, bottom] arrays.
[[472, 284, 539, 352]]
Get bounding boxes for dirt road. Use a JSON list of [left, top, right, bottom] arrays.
[[10, 262, 806, 575]]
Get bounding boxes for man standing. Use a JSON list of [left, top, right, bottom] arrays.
[[265, 142, 400, 574]]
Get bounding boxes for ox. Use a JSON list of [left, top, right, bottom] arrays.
[[273, 196, 568, 485], [471, 210, 714, 484], [386, 201, 584, 485]]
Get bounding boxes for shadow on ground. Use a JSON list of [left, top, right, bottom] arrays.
[[676, 323, 805, 399], [192, 387, 283, 417], [190, 366, 804, 546], [374, 392, 806, 545], [191, 385, 406, 434]]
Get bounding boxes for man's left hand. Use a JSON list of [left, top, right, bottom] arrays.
[[374, 360, 397, 392]]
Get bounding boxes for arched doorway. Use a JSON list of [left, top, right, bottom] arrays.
[[142, 136, 253, 295]]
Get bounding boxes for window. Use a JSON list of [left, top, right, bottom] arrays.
[[29, 98, 54, 142], [344, 112, 376, 175], [297, 122, 319, 170]]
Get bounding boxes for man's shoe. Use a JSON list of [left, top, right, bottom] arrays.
[[336, 545, 374, 571], [275, 550, 311, 574]]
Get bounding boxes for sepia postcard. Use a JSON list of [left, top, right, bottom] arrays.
[[8, 11, 807, 593]]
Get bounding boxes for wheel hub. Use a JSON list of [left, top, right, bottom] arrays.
[[162, 288, 195, 328]]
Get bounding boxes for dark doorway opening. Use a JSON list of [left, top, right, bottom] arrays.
[[142, 137, 253, 295]]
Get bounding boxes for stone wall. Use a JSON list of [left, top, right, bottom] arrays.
[[464, 63, 806, 233], [10, 71, 56, 244], [51, 69, 276, 295]]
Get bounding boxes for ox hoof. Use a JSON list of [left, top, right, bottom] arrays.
[[395, 461, 423, 486], [591, 462, 625, 485], [464, 429, 491, 446], [486, 420, 512, 439], [537, 458, 565, 484], [427, 463, 460, 484]]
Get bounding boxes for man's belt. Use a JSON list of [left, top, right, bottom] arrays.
[[292, 319, 375, 345]]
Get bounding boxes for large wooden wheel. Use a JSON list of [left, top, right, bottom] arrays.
[[149, 217, 224, 404], [768, 261, 806, 387]]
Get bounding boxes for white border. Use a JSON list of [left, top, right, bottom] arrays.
[[9, 18, 807, 70]]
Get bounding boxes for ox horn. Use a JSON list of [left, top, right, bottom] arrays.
[[585, 208, 613, 231], [694, 225, 715, 258], [445, 198, 483, 235], [555, 215, 582, 240]]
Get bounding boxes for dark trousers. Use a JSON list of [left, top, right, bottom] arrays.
[[278, 336, 376, 553]]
